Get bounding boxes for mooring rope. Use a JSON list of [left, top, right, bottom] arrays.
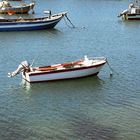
[[106, 59, 119, 77], [107, 60, 113, 77], [64, 14, 75, 28]]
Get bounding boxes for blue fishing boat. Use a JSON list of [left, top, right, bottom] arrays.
[[0, 11, 67, 31]]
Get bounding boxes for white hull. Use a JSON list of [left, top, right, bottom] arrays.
[[126, 14, 140, 20]]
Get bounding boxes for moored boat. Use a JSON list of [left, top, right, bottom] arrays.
[[118, 1, 140, 20], [8, 56, 107, 83], [0, 1, 35, 14], [0, 11, 66, 31]]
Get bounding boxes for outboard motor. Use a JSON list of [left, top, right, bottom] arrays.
[[129, 3, 135, 9], [118, 9, 129, 17], [8, 61, 30, 77]]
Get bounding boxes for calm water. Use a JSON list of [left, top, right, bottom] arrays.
[[0, 0, 140, 139]]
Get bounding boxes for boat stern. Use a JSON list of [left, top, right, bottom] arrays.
[[22, 72, 31, 82]]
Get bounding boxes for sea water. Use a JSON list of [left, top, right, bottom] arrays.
[[0, 0, 140, 139]]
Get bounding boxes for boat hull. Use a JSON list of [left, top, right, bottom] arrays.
[[22, 63, 106, 83], [0, 15, 64, 31], [124, 14, 140, 20]]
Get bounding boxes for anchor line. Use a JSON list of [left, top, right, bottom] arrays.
[[106, 60, 113, 76], [64, 14, 75, 28], [106, 59, 119, 76], [63, 17, 72, 28]]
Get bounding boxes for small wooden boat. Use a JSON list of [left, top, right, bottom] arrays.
[[0, 1, 35, 14], [118, 1, 140, 20], [0, 11, 66, 31], [8, 56, 107, 83]]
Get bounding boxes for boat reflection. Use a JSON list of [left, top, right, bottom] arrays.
[[20, 76, 105, 94]]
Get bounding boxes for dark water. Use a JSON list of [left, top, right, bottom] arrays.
[[0, 0, 140, 139]]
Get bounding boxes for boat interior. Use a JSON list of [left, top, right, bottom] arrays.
[[33, 57, 106, 72]]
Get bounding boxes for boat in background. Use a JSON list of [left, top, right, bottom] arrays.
[[118, 1, 140, 20], [8, 56, 107, 83], [0, 1, 35, 14], [0, 11, 66, 31]]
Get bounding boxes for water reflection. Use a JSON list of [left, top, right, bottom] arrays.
[[117, 18, 140, 27], [20, 79, 32, 92], [21, 76, 105, 95]]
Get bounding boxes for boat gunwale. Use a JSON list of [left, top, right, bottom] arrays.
[[0, 12, 66, 24], [0, 17, 62, 25], [28, 61, 106, 76]]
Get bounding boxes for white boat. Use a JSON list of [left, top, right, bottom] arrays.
[[8, 56, 107, 83], [118, 1, 140, 20]]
